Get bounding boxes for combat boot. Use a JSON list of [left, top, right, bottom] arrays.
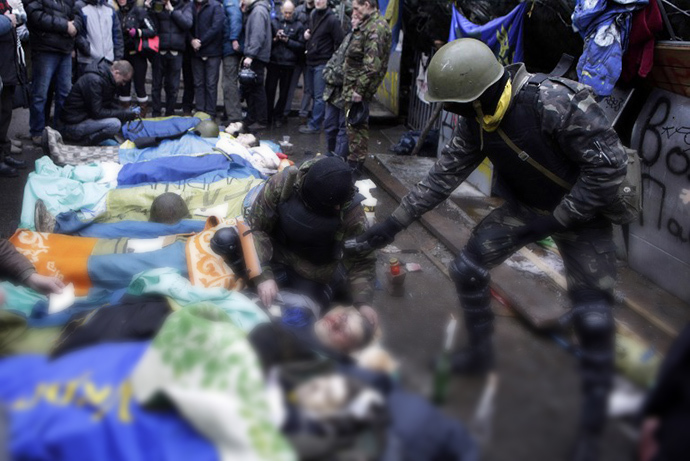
[[449, 342, 494, 374]]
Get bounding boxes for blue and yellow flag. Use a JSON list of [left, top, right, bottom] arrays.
[[449, 2, 528, 65]]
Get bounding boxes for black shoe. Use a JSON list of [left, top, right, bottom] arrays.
[[41, 128, 51, 156], [0, 162, 18, 177], [449, 345, 494, 375], [347, 160, 364, 179], [570, 432, 600, 461], [4, 156, 26, 169], [247, 122, 268, 132]]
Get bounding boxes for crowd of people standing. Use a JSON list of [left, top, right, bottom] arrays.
[[0, 0, 392, 177]]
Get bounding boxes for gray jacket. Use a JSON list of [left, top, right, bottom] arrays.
[[243, 0, 271, 63]]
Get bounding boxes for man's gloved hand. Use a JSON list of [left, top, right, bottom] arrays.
[[514, 214, 566, 247], [128, 28, 137, 38], [356, 216, 405, 250], [131, 106, 142, 117]]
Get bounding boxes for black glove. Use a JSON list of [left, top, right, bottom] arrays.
[[356, 216, 405, 250], [515, 214, 566, 247]]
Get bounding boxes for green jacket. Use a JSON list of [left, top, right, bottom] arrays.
[[342, 9, 392, 103]]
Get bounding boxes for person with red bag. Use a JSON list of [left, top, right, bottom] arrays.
[[114, 0, 157, 116]]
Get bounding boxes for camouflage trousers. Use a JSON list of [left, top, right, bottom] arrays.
[[466, 200, 617, 301], [346, 121, 369, 164]]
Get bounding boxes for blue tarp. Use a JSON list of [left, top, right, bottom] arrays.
[[117, 153, 263, 187], [0, 342, 218, 461], [54, 213, 206, 238], [449, 2, 528, 65], [119, 133, 218, 164], [121, 116, 201, 141]]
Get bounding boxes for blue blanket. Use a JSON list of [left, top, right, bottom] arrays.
[[0, 342, 218, 461]]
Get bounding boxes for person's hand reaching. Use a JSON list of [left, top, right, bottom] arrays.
[[26, 273, 65, 295]]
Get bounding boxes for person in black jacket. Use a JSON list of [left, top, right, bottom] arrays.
[[60, 59, 139, 145], [240, 0, 271, 131], [24, 0, 83, 146], [283, 0, 313, 122], [190, 0, 224, 118], [298, 0, 343, 134], [264, 0, 303, 128], [114, 0, 157, 115], [0, 1, 28, 177], [150, 0, 192, 117]]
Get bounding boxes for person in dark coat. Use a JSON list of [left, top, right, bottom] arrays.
[[264, 0, 303, 127], [0, 0, 27, 177], [24, 0, 83, 145], [150, 0, 193, 117], [240, 0, 271, 131], [284, 0, 313, 121], [298, 0, 343, 134], [189, 0, 224, 117], [114, 0, 157, 115], [60, 59, 139, 145]]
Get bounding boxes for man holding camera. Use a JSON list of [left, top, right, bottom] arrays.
[[265, 0, 304, 127], [151, 0, 193, 117]]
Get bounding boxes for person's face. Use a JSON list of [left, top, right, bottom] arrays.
[[314, 307, 367, 353], [113, 70, 132, 86], [282, 3, 294, 20], [352, 0, 372, 20], [116, 0, 127, 6], [306, 0, 314, 8], [240, 0, 249, 11], [314, 0, 327, 10]]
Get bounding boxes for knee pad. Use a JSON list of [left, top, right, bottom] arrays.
[[572, 300, 614, 342], [449, 250, 490, 292]]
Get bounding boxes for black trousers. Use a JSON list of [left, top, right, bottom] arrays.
[[0, 85, 16, 162], [243, 60, 268, 126], [182, 47, 195, 114], [151, 52, 184, 116], [265, 63, 294, 123], [118, 52, 150, 101]]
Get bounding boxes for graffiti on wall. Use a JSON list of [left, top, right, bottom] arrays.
[[630, 88, 690, 303]]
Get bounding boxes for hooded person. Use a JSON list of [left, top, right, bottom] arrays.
[[243, 156, 378, 328]]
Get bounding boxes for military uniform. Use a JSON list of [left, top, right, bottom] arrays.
[[392, 63, 628, 442], [245, 159, 375, 306], [342, 9, 391, 164], [323, 31, 354, 158]]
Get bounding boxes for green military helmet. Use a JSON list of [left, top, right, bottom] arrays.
[[149, 192, 191, 224], [425, 38, 505, 103], [194, 119, 220, 138]]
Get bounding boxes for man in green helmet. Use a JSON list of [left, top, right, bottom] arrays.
[[357, 38, 630, 461]]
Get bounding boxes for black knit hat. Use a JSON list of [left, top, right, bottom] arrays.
[[301, 158, 355, 214]]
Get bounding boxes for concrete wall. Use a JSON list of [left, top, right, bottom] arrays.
[[630, 88, 690, 304]]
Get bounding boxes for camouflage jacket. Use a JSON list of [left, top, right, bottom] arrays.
[[342, 9, 392, 103], [392, 64, 628, 229], [244, 159, 376, 305], [323, 31, 353, 109]]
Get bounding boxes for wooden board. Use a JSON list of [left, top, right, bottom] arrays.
[[364, 157, 570, 328], [649, 41, 690, 98]]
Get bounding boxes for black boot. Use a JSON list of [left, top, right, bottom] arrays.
[[0, 161, 18, 177], [448, 250, 495, 375], [450, 342, 494, 374], [570, 300, 615, 461], [4, 156, 26, 169]]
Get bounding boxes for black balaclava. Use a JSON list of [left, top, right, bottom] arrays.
[[300, 158, 354, 215]]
